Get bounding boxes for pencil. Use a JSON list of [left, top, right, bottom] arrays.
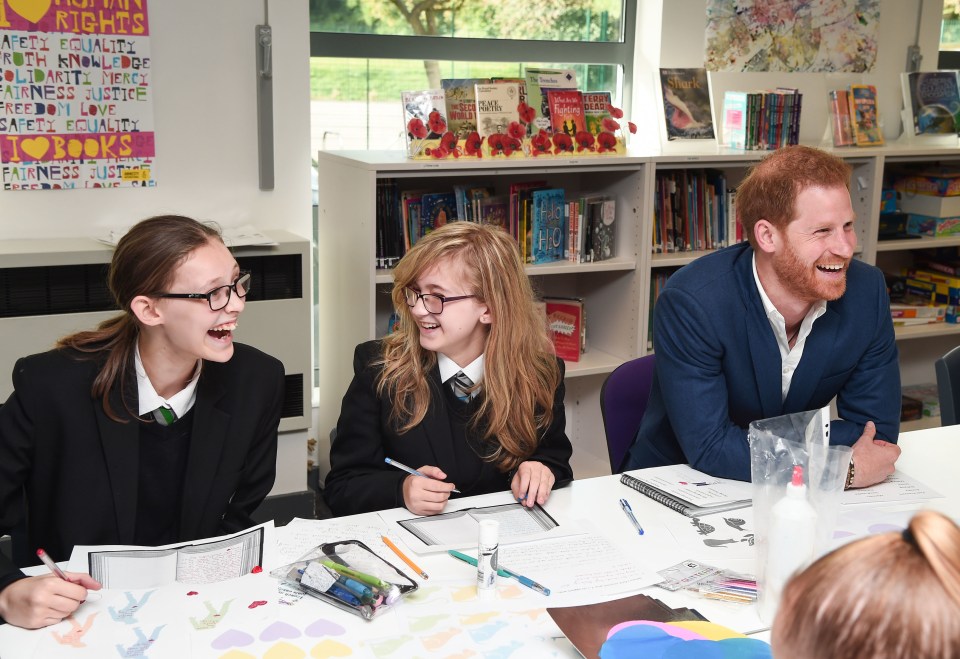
[[382, 535, 429, 580]]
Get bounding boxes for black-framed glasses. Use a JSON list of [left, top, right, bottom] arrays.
[[404, 287, 474, 314], [158, 272, 252, 311]]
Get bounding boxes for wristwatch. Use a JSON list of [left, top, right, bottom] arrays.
[[844, 457, 856, 490]]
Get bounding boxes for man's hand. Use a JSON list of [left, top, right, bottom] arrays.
[[849, 421, 901, 488], [0, 572, 101, 629], [401, 465, 456, 516], [511, 461, 556, 508]]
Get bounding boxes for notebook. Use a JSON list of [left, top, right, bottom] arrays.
[[620, 464, 752, 517]]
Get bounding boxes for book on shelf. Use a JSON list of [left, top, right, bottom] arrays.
[[658, 67, 715, 141], [400, 89, 446, 157], [848, 84, 884, 146], [583, 91, 613, 136], [901, 71, 960, 136], [524, 67, 578, 134], [419, 192, 457, 234], [721, 90, 748, 149], [620, 464, 752, 518], [477, 195, 509, 230], [474, 81, 521, 138], [544, 296, 585, 362], [531, 188, 567, 264], [545, 89, 586, 136], [828, 89, 855, 146], [441, 78, 487, 138], [587, 196, 616, 262]]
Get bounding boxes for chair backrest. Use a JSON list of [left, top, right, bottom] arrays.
[[935, 345, 960, 426], [600, 354, 656, 473]]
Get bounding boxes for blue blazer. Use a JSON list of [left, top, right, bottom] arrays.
[[625, 243, 900, 480]]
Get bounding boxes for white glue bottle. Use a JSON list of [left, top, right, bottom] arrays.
[[477, 519, 499, 599], [761, 464, 818, 623]]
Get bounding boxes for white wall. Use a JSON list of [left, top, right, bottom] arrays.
[[0, 0, 312, 240], [639, 0, 944, 146], [0, 1, 313, 496]]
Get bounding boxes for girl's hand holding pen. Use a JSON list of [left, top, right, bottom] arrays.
[[402, 465, 458, 515], [0, 571, 101, 629]]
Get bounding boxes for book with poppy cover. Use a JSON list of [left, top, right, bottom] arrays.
[[401, 89, 446, 157], [659, 68, 715, 140], [546, 90, 586, 137], [848, 84, 884, 146], [583, 91, 613, 136], [441, 78, 488, 139], [544, 297, 585, 362], [531, 188, 567, 264], [474, 81, 522, 139]]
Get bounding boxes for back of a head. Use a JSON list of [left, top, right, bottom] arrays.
[[737, 145, 852, 247], [772, 510, 960, 659]]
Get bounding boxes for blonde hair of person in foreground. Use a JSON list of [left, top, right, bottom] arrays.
[[771, 509, 960, 658]]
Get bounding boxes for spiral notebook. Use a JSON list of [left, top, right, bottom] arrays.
[[620, 465, 752, 518]]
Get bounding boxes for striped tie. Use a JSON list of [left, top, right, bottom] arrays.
[[451, 371, 474, 402], [153, 405, 177, 426]]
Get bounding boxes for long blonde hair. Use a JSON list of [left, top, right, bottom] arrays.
[[772, 510, 960, 659], [378, 222, 560, 472]]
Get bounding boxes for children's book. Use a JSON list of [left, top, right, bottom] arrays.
[[477, 195, 509, 230], [543, 297, 585, 362], [902, 71, 960, 136], [474, 81, 521, 138], [400, 89, 446, 156], [531, 188, 567, 264], [546, 90, 586, 137], [583, 91, 613, 136], [441, 78, 487, 138], [587, 197, 616, 261], [848, 84, 884, 146], [524, 67, 578, 133], [721, 90, 748, 149], [419, 192, 457, 233], [828, 89, 855, 146], [658, 68, 715, 140]]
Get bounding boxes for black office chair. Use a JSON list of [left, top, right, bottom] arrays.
[[935, 345, 960, 426]]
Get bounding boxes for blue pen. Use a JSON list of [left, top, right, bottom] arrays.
[[619, 498, 645, 535], [326, 583, 362, 607], [499, 566, 551, 596], [384, 457, 461, 493]]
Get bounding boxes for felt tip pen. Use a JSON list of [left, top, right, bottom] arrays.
[[36, 548, 69, 581], [318, 560, 388, 589], [499, 567, 551, 596], [619, 498, 645, 536], [384, 457, 461, 494], [326, 582, 362, 607], [448, 550, 510, 578]]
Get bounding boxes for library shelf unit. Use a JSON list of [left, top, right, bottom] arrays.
[[315, 150, 650, 478], [316, 144, 960, 478]]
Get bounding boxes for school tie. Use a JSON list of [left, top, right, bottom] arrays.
[[451, 371, 474, 402], [153, 405, 177, 426]]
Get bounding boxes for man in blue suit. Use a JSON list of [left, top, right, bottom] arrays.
[[624, 146, 901, 487]]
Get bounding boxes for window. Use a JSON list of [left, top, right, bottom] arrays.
[[309, 1, 635, 151]]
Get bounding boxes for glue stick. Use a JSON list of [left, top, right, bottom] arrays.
[[477, 519, 499, 598]]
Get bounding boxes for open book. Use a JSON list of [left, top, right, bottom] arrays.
[[620, 464, 752, 517]]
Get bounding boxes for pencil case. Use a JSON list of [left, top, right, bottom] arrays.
[[270, 539, 418, 620]]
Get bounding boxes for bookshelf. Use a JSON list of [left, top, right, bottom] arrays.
[[315, 150, 650, 478], [316, 144, 960, 479]]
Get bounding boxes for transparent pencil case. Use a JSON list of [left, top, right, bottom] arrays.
[[270, 539, 418, 620]]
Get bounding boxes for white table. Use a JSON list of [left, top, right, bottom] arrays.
[[0, 426, 954, 657]]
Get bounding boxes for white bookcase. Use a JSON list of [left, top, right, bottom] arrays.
[[315, 144, 960, 477]]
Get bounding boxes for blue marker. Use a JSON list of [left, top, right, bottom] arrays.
[[326, 583, 362, 607], [619, 498, 645, 535]]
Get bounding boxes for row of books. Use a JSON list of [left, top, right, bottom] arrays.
[[721, 88, 802, 150], [374, 179, 617, 267], [828, 84, 884, 147], [652, 169, 742, 254], [402, 68, 617, 154]]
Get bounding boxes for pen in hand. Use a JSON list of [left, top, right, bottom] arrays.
[[384, 457, 461, 494], [619, 498, 645, 536], [36, 548, 69, 581]]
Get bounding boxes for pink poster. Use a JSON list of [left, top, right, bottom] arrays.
[[0, 0, 155, 189]]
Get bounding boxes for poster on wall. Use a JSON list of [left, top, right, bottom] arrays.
[[704, 0, 880, 73], [0, 0, 155, 190]]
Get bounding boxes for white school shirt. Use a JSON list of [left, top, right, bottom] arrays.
[[438, 352, 484, 398], [135, 343, 202, 418], [752, 254, 827, 402]]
